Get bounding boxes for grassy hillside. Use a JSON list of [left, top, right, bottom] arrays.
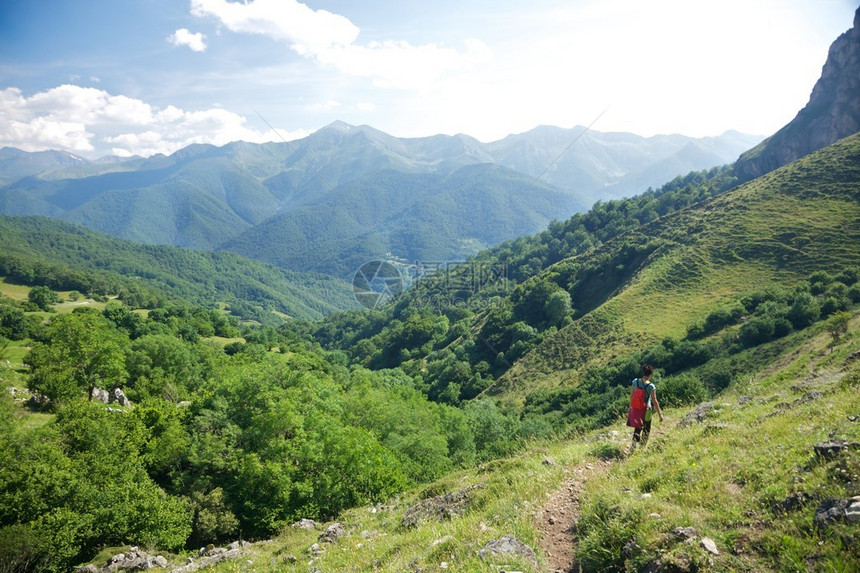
[[0, 215, 357, 321], [70, 313, 860, 572], [497, 132, 860, 399]]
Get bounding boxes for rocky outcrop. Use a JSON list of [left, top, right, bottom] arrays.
[[318, 523, 345, 544], [678, 402, 715, 427], [401, 485, 482, 528], [74, 547, 168, 572], [813, 440, 860, 460], [734, 7, 860, 181], [814, 498, 850, 530], [291, 518, 318, 530], [91, 387, 131, 407], [477, 534, 538, 567]]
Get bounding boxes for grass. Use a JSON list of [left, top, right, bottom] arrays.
[[203, 336, 247, 346], [1, 278, 112, 314], [150, 311, 860, 573], [574, 322, 860, 572], [496, 136, 860, 399], [0, 279, 30, 301]]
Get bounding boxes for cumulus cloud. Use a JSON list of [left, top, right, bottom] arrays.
[[0, 85, 303, 158], [190, 0, 491, 89], [168, 28, 208, 52]]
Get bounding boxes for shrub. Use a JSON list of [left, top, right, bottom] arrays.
[[739, 316, 775, 347], [788, 292, 820, 329], [660, 373, 708, 406]]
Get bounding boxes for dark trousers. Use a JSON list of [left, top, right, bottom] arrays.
[[633, 418, 652, 445]]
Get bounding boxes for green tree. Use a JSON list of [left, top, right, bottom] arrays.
[[544, 289, 573, 327], [788, 292, 820, 329], [26, 314, 128, 405], [825, 311, 852, 345], [27, 286, 61, 312], [0, 303, 27, 340]]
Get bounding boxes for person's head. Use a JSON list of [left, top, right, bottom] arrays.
[[641, 364, 654, 379]]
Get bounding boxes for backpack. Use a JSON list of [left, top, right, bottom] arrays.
[[630, 378, 647, 410]]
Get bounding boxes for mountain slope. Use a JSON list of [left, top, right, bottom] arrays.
[[0, 124, 759, 264], [221, 164, 587, 277], [0, 215, 357, 320], [0, 147, 90, 185], [487, 126, 761, 201], [497, 132, 860, 397], [734, 6, 860, 181]]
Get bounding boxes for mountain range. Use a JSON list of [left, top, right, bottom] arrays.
[[0, 123, 761, 278]]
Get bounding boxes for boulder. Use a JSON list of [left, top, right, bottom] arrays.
[[318, 522, 345, 544], [291, 518, 318, 530], [813, 440, 860, 460], [401, 484, 482, 528], [678, 402, 715, 427], [700, 537, 719, 555], [477, 534, 537, 567], [91, 387, 110, 403], [814, 498, 849, 530], [111, 387, 130, 406]]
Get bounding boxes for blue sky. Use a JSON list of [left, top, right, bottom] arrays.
[[0, 0, 856, 158]]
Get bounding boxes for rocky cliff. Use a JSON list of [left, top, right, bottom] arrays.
[[734, 6, 860, 181]]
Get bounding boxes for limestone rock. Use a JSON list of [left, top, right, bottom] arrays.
[[477, 534, 537, 567], [813, 440, 860, 460], [678, 402, 715, 427], [734, 7, 860, 182], [700, 537, 719, 555], [814, 498, 849, 530], [291, 518, 318, 530], [671, 527, 698, 541], [91, 387, 110, 403], [111, 387, 129, 406], [401, 484, 482, 528], [78, 547, 170, 572], [847, 500, 860, 523], [318, 522, 345, 544]]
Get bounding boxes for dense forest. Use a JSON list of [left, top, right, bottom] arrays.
[[0, 215, 356, 323], [0, 296, 511, 571]]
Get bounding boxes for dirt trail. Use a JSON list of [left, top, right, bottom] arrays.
[[537, 459, 612, 573]]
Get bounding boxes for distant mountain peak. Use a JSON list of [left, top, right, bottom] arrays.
[[323, 120, 356, 132]]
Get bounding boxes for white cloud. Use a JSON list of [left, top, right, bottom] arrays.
[[190, 0, 491, 89], [191, 0, 357, 54], [356, 102, 375, 112], [0, 84, 302, 158], [308, 99, 341, 111], [168, 28, 208, 52]]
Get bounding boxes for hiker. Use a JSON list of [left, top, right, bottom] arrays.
[[627, 363, 663, 447]]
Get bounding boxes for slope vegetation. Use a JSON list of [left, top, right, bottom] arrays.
[[499, 132, 860, 398], [0, 215, 356, 321], [221, 164, 586, 277]]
